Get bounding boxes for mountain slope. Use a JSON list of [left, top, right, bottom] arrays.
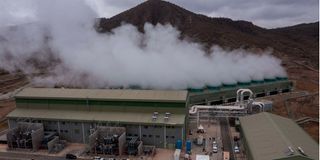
[[97, 0, 319, 68]]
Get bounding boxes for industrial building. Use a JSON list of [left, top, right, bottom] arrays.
[[239, 112, 319, 160], [7, 88, 188, 148], [5, 79, 299, 158], [188, 78, 292, 105]]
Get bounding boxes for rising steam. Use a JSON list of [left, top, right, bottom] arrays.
[[0, 0, 286, 89]]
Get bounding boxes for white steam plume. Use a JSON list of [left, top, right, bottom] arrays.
[[0, 0, 287, 89]]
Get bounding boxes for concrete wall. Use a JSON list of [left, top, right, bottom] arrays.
[[8, 118, 183, 149], [31, 125, 44, 151], [137, 141, 143, 156], [47, 136, 59, 153], [88, 128, 98, 153], [118, 131, 126, 156]]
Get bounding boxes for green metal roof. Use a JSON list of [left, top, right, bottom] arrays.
[[239, 112, 319, 160], [15, 88, 188, 103], [7, 108, 185, 125]]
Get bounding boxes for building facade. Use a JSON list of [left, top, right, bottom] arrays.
[[7, 88, 188, 148]]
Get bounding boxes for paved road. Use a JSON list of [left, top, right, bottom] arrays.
[[0, 151, 94, 160], [0, 152, 63, 160], [220, 117, 235, 160]]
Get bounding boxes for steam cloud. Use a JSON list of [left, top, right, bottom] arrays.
[[0, 0, 287, 89]]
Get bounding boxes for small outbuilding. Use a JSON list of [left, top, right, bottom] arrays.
[[196, 154, 210, 160], [239, 112, 319, 160]]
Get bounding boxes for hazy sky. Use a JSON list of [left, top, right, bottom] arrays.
[[88, 0, 319, 28]]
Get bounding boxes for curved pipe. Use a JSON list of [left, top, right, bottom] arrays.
[[189, 105, 216, 114], [236, 89, 246, 102], [189, 105, 246, 127], [189, 105, 246, 114], [236, 89, 253, 102], [251, 102, 264, 112], [236, 89, 253, 108]]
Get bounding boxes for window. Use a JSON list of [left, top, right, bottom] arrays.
[[143, 135, 147, 137], [134, 134, 138, 137], [61, 121, 65, 125], [156, 135, 160, 138], [128, 134, 132, 136], [65, 130, 68, 133], [166, 136, 169, 138], [149, 135, 153, 138], [60, 130, 63, 133], [74, 122, 78, 125], [153, 125, 162, 128], [171, 136, 175, 139], [74, 129, 80, 134], [144, 126, 148, 129]]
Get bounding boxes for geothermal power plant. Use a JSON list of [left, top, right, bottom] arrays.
[[0, 0, 318, 160], [3, 77, 318, 160]]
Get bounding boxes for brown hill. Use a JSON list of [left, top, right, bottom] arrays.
[[97, 0, 319, 69]]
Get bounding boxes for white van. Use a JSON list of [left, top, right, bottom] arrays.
[[212, 141, 218, 153]]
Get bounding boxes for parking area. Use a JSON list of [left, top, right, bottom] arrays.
[[187, 117, 247, 160], [187, 118, 223, 160]]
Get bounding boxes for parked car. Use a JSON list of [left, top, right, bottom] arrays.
[[234, 145, 240, 153], [93, 156, 100, 160], [66, 153, 77, 159], [212, 141, 218, 153]]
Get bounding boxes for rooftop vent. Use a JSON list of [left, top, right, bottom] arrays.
[[152, 115, 157, 121], [153, 112, 159, 116], [164, 116, 169, 122], [297, 147, 307, 156], [165, 112, 171, 117], [286, 146, 295, 156]]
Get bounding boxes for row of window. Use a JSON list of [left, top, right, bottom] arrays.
[[128, 134, 176, 139], [34, 120, 177, 129], [142, 135, 176, 139], [45, 129, 81, 134], [45, 129, 57, 132], [143, 126, 175, 129], [127, 134, 139, 137], [46, 121, 80, 125]]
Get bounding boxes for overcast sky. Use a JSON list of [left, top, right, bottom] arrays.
[[88, 0, 319, 28], [0, 0, 318, 28]]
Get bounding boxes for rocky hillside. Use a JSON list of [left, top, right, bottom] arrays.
[[97, 0, 319, 69]]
